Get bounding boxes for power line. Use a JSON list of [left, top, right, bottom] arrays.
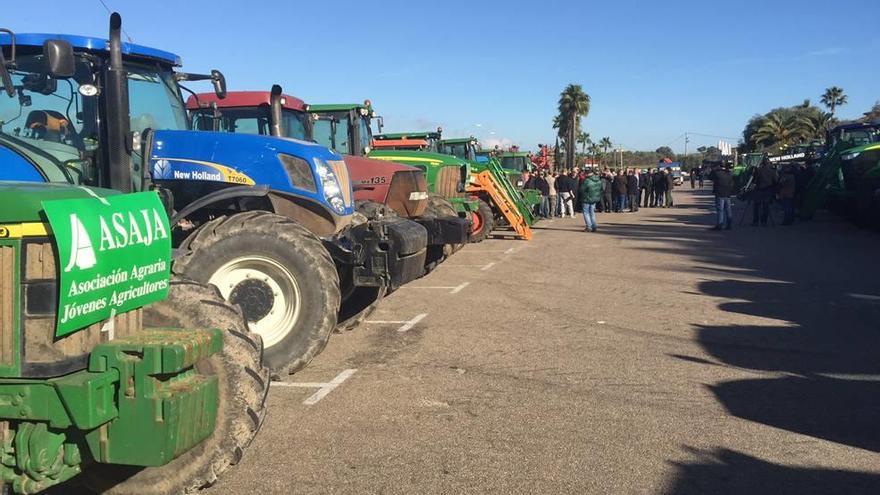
[[96, 0, 133, 42]]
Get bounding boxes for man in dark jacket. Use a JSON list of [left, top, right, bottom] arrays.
[[601, 170, 613, 213], [613, 171, 628, 212], [626, 170, 639, 212], [556, 171, 576, 217], [579, 170, 603, 232], [751, 157, 778, 226], [653, 169, 667, 207], [709, 164, 735, 230], [535, 173, 550, 218], [643, 170, 654, 207]]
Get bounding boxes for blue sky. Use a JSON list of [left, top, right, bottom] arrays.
[[9, 0, 879, 153]]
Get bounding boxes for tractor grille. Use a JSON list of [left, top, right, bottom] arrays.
[[21, 241, 142, 377], [329, 159, 353, 207], [436, 165, 464, 198], [0, 246, 14, 365], [387, 170, 428, 218]]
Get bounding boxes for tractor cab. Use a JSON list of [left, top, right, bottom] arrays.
[[438, 137, 479, 161], [374, 130, 442, 152]]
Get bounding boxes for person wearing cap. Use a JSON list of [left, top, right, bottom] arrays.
[[579, 169, 603, 232]]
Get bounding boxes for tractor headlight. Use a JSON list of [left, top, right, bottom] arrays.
[[314, 158, 347, 214], [841, 152, 861, 161]]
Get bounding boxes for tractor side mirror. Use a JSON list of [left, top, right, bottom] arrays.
[[211, 69, 226, 99], [43, 40, 75, 78]]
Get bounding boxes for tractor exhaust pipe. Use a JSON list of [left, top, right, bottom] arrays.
[[105, 12, 133, 192], [269, 84, 283, 137]]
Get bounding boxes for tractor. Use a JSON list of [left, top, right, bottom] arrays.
[[305, 103, 493, 244], [0, 14, 399, 376], [437, 137, 538, 228], [187, 88, 468, 279], [801, 122, 880, 222], [0, 184, 267, 494]]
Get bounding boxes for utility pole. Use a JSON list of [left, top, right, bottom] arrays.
[[684, 131, 689, 157]]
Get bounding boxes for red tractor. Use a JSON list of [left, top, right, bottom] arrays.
[[187, 88, 469, 281]]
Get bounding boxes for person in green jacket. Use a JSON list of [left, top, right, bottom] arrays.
[[579, 169, 604, 232]]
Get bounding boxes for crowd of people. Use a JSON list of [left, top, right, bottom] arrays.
[[522, 166, 678, 232]]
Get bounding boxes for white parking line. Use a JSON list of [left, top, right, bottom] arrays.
[[849, 293, 880, 302], [481, 262, 496, 271], [397, 313, 428, 333], [504, 247, 517, 254], [272, 369, 357, 406], [366, 312, 429, 333], [403, 282, 470, 294]]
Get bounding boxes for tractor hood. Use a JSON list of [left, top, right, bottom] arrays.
[[369, 150, 468, 167], [0, 182, 118, 223], [344, 154, 428, 217], [148, 130, 354, 216]]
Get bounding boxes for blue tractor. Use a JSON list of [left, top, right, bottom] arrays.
[[0, 13, 427, 378]]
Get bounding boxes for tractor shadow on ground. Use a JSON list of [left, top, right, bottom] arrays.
[[665, 447, 880, 495], [598, 192, 880, 488]]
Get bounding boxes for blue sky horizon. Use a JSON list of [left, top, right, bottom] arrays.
[[9, 0, 879, 153]]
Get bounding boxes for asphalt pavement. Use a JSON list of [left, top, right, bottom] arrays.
[[207, 186, 880, 494]]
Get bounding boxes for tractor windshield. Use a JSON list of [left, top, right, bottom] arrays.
[[501, 156, 529, 172], [313, 111, 351, 154], [833, 128, 880, 149], [440, 142, 468, 160], [126, 64, 188, 134], [192, 106, 309, 140], [0, 53, 99, 184]]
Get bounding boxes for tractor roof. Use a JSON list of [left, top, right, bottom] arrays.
[[185, 91, 307, 111], [308, 103, 365, 112], [0, 33, 180, 66], [375, 131, 440, 140], [829, 121, 880, 133], [439, 137, 477, 144]]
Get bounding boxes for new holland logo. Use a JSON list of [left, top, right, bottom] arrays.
[[152, 159, 173, 179], [64, 214, 97, 272]]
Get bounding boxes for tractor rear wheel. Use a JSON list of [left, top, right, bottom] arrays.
[[468, 199, 495, 243], [80, 278, 268, 494], [174, 211, 340, 377]]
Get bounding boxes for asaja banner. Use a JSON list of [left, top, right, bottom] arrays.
[[41, 191, 172, 337]]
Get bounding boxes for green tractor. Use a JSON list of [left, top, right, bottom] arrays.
[[436, 137, 537, 228], [801, 122, 880, 221], [0, 185, 267, 494], [306, 103, 488, 243]]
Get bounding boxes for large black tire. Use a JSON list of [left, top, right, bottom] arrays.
[[173, 211, 339, 377], [423, 194, 462, 273], [335, 286, 386, 332], [80, 279, 269, 494], [468, 199, 495, 243]]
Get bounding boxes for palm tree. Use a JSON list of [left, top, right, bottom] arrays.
[[752, 113, 806, 150], [795, 111, 834, 140], [821, 87, 848, 117], [577, 131, 591, 154], [599, 137, 612, 154], [557, 84, 591, 169]]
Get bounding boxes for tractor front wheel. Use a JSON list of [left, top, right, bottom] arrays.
[[468, 199, 495, 243], [79, 278, 268, 494], [174, 211, 340, 377]]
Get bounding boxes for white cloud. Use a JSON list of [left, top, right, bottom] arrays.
[[481, 137, 515, 150]]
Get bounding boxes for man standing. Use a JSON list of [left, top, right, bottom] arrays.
[[664, 169, 675, 207], [601, 170, 613, 213], [547, 172, 558, 218], [557, 171, 576, 218], [535, 172, 550, 218], [709, 164, 734, 230], [653, 168, 667, 207], [579, 169, 603, 232], [627, 169, 639, 212], [643, 169, 654, 208], [613, 170, 628, 212], [690, 170, 696, 189], [778, 164, 797, 225], [751, 157, 779, 226]]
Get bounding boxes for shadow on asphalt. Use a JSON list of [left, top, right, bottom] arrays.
[[596, 189, 880, 491], [666, 447, 880, 495]]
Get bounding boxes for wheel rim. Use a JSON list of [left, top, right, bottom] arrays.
[[210, 256, 301, 348], [470, 210, 484, 234]]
